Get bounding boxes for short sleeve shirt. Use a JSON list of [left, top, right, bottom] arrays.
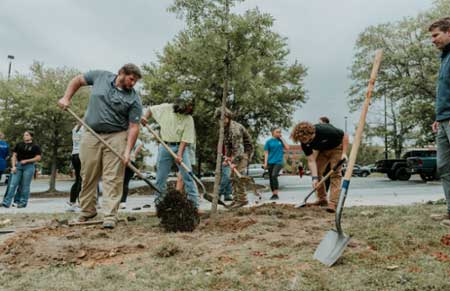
[[72, 126, 84, 155], [14, 142, 41, 162], [83, 70, 143, 133], [301, 124, 344, 156], [0, 140, 9, 171], [264, 138, 284, 165], [150, 103, 195, 144]]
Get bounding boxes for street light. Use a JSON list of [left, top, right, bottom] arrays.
[[7, 55, 14, 80], [384, 95, 388, 159], [344, 116, 348, 133]]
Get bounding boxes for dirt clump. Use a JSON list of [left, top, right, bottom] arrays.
[[156, 190, 200, 232], [441, 234, 450, 246]]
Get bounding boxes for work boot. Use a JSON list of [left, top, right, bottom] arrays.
[[430, 213, 450, 221], [326, 202, 337, 213], [306, 200, 328, 207], [229, 201, 248, 209]]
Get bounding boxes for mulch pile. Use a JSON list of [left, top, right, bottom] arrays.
[[156, 190, 199, 232]]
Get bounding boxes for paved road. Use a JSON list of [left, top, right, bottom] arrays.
[[0, 175, 444, 214]]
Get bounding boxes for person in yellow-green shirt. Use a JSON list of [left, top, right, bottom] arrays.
[[141, 93, 199, 209]]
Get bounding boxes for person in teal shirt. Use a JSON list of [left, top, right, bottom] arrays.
[[264, 128, 289, 200]]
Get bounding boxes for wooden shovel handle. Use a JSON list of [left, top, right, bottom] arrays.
[[344, 50, 383, 180]]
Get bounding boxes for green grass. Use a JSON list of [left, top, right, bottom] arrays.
[[0, 204, 449, 291]]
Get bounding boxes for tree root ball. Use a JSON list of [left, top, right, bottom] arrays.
[[156, 190, 199, 232]]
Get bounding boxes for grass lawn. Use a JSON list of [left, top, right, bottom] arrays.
[[0, 203, 449, 291]]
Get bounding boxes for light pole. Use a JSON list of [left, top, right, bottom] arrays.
[[344, 116, 348, 133], [384, 95, 388, 159], [7, 55, 14, 80]]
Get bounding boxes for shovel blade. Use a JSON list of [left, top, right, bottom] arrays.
[[313, 229, 350, 266]]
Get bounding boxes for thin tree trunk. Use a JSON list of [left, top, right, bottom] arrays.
[[210, 0, 230, 216], [48, 128, 58, 192]]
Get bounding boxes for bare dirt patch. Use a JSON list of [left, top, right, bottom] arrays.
[[0, 204, 365, 272]]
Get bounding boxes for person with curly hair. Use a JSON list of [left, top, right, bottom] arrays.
[[291, 121, 348, 212]]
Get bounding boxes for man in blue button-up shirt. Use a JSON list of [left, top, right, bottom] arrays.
[[430, 18, 450, 226]]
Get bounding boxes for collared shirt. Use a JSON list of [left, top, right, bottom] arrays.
[[301, 124, 344, 156], [436, 43, 450, 121], [150, 103, 195, 143], [224, 120, 253, 160], [83, 70, 143, 133]]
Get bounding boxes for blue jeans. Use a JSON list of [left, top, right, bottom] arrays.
[[2, 162, 35, 207], [156, 144, 199, 208], [219, 164, 232, 199], [437, 121, 450, 214]]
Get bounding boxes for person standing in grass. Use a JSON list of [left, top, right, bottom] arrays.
[[120, 138, 143, 209], [1, 131, 41, 208], [429, 18, 450, 227], [264, 128, 289, 200], [0, 132, 9, 184], [66, 123, 84, 212]]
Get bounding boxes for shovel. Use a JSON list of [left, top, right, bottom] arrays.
[[224, 157, 262, 202], [143, 123, 229, 208], [296, 158, 346, 208], [66, 108, 161, 194], [314, 49, 383, 266]]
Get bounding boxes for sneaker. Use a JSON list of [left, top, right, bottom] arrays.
[[17, 204, 27, 208], [11, 203, 17, 208], [224, 196, 233, 202], [270, 194, 279, 200], [441, 219, 450, 227], [229, 201, 248, 209], [119, 202, 127, 209], [65, 202, 79, 212], [430, 213, 450, 221], [103, 219, 116, 229]]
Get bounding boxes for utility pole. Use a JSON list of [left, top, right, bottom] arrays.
[[344, 116, 348, 133], [384, 95, 388, 159]]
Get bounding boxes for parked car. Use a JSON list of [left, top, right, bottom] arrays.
[[407, 150, 437, 182], [341, 164, 371, 177], [374, 149, 436, 181], [246, 164, 265, 178]]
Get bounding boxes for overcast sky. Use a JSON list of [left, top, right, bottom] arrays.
[[0, 0, 433, 137]]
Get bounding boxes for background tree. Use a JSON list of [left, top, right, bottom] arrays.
[[348, 0, 450, 157], [141, 0, 307, 174], [0, 62, 89, 192]]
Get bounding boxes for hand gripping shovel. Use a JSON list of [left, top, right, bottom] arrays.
[[66, 108, 161, 194], [296, 158, 346, 208], [314, 50, 383, 266], [224, 158, 262, 202], [143, 123, 229, 208]]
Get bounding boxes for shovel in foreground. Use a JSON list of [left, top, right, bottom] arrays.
[[314, 49, 383, 266]]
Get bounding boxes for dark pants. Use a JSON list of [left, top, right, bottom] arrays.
[[268, 164, 283, 191], [70, 154, 82, 203], [121, 162, 136, 203]]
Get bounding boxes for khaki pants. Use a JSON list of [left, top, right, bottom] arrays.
[[79, 131, 127, 220], [231, 155, 249, 203], [316, 144, 343, 205]]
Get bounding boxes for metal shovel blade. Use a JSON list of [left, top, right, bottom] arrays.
[[313, 229, 350, 267]]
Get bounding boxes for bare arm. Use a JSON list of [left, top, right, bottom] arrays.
[[11, 152, 17, 173], [123, 123, 139, 165], [57, 75, 88, 109], [341, 133, 349, 159], [264, 150, 269, 168], [280, 137, 290, 150], [141, 108, 153, 125]]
